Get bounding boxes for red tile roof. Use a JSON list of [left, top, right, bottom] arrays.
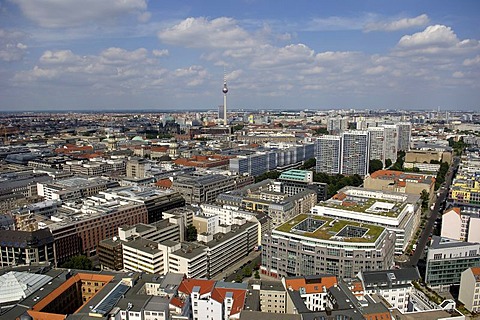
[[285, 275, 337, 294], [211, 287, 247, 316], [178, 278, 215, 296]]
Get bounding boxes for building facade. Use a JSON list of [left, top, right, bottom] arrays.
[[261, 214, 395, 279], [425, 236, 480, 289]]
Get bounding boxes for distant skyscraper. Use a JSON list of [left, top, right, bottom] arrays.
[[368, 125, 398, 166], [218, 105, 225, 122], [368, 127, 385, 163], [327, 116, 348, 134], [397, 122, 412, 152], [341, 130, 369, 176], [315, 135, 342, 174], [222, 72, 228, 126], [382, 124, 398, 163]]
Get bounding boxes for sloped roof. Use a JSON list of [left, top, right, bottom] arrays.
[[285, 275, 337, 294], [211, 287, 247, 316], [178, 278, 215, 296], [0, 271, 52, 304]]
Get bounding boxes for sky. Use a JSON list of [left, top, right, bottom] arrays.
[[0, 0, 479, 111]]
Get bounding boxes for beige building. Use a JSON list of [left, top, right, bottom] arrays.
[[441, 207, 480, 243], [364, 170, 435, 201], [405, 150, 452, 165], [459, 267, 480, 313], [192, 214, 219, 235], [126, 157, 150, 178], [250, 280, 288, 313]]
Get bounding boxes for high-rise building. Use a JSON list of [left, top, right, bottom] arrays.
[[383, 124, 398, 163], [397, 122, 412, 152], [367, 127, 385, 163], [341, 130, 369, 176], [315, 135, 341, 174]]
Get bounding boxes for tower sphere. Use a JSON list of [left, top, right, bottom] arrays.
[[223, 85, 228, 94]]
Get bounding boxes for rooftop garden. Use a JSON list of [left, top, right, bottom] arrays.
[[322, 197, 406, 218], [276, 214, 385, 243]]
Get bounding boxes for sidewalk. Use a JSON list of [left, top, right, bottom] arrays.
[[211, 251, 261, 281]]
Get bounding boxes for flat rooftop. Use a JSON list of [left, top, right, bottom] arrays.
[[276, 214, 385, 243]]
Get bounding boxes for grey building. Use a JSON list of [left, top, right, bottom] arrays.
[[0, 229, 55, 267], [315, 135, 341, 174], [261, 214, 395, 279], [425, 236, 480, 289]]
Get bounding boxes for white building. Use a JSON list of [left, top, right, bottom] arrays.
[[315, 135, 342, 174], [441, 207, 480, 243], [459, 267, 480, 313], [358, 267, 420, 313], [311, 187, 421, 254], [122, 238, 165, 274]]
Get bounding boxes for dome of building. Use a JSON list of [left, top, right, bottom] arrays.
[[132, 136, 144, 141]]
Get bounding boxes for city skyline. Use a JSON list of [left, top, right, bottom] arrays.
[[0, 0, 479, 111]]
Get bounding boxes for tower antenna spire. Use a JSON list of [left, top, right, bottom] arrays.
[[222, 67, 228, 126]]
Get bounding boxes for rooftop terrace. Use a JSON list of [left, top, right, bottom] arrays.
[[276, 214, 385, 243]]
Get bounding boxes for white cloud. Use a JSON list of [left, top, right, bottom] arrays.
[[152, 49, 169, 57], [463, 55, 480, 66], [250, 44, 314, 68], [158, 17, 258, 49], [364, 14, 429, 32], [0, 29, 28, 62], [11, 0, 148, 28], [397, 25, 458, 48], [452, 71, 464, 78], [394, 25, 480, 56]]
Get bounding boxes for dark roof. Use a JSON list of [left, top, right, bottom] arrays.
[[361, 267, 420, 288], [0, 229, 54, 248]]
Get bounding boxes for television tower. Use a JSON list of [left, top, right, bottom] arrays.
[[222, 71, 228, 126]]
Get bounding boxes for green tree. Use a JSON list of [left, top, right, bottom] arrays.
[[254, 270, 260, 279], [300, 158, 316, 170], [254, 170, 281, 183], [385, 159, 393, 168], [235, 274, 243, 283], [186, 225, 198, 242], [369, 159, 383, 174], [243, 266, 252, 277], [61, 255, 93, 270], [420, 189, 430, 210], [233, 124, 244, 132], [314, 127, 329, 135]]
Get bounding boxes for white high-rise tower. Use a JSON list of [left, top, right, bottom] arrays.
[[222, 72, 228, 126]]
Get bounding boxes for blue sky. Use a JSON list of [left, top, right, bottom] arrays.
[[0, 0, 479, 111]]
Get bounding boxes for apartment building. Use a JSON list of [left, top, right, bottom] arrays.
[[459, 267, 480, 313], [358, 267, 420, 313], [441, 207, 480, 243]]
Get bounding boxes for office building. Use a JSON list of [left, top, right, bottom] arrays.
[[172, 172, 254, 204], [100, 186, 185, 223], [364, 170, 436, 202], [35, 197, 148, 265], [261, 214, 395, 279], [397, 122, 412, 152], [425, 236, 480, 289], [312, 186, 421, 254], [0, 229, 55, 267], [278, 169, 328, 201], [37, 176, 119, 201]]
